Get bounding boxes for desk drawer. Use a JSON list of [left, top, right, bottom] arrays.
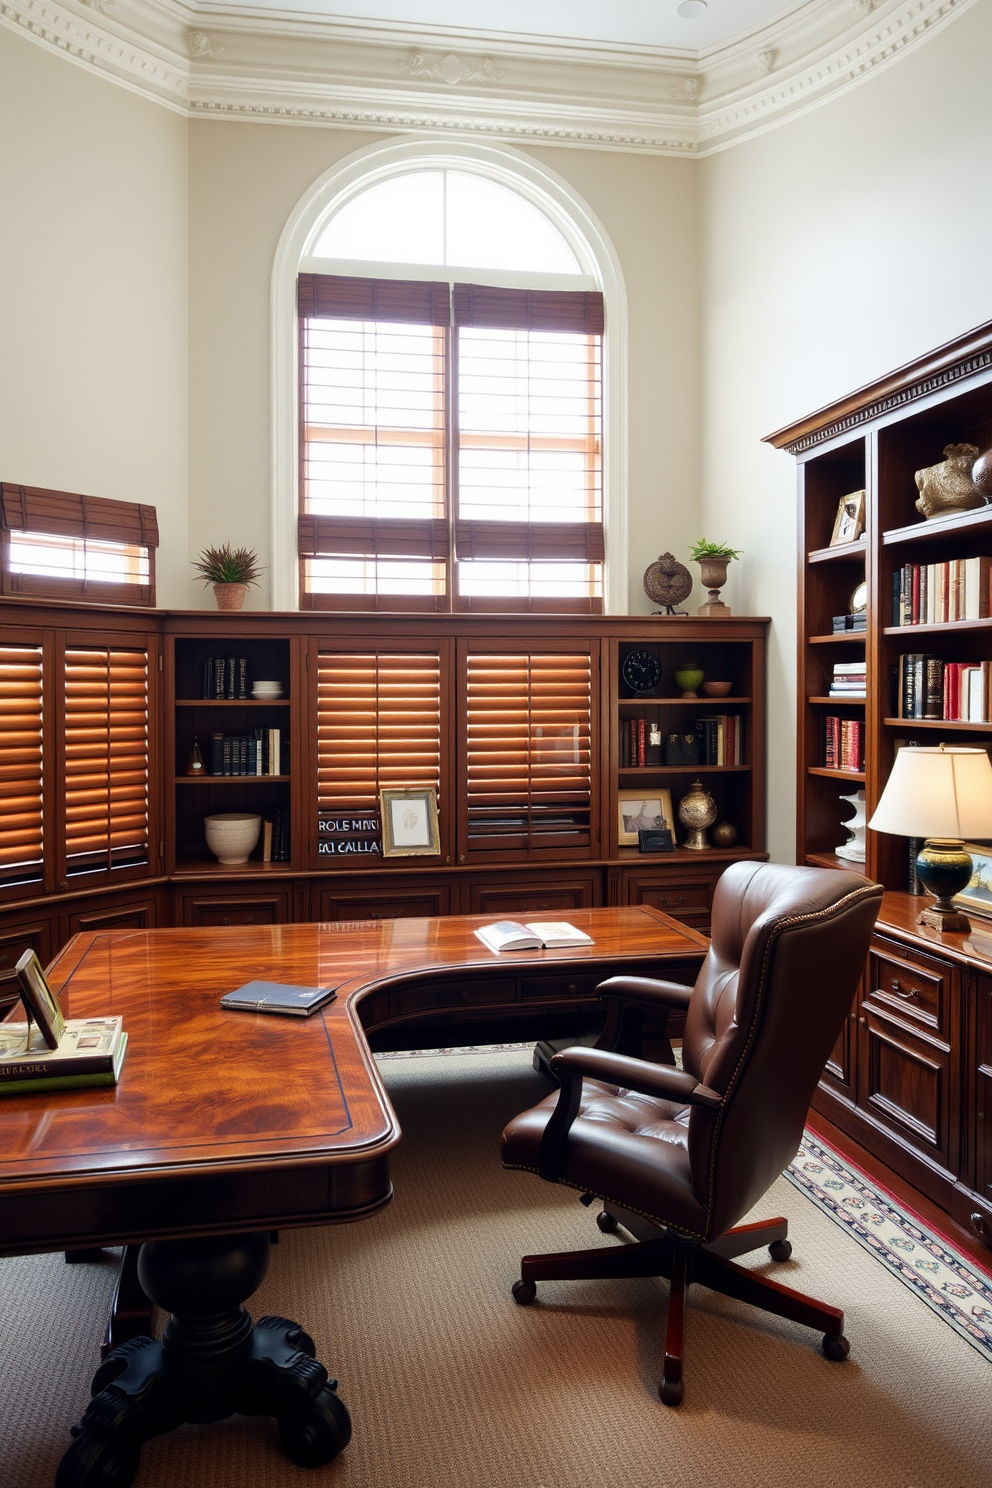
[[395, 977, 515, 1018], [868, 938, 949, 1036], [520, 973, 602, 1002]]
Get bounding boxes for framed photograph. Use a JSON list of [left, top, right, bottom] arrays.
[[617, 789, 675, 847], [829, 489, 866, 547], [953, 843, 992, 919], [15, 948, 66, 1050], [380, 786, 441, 857]]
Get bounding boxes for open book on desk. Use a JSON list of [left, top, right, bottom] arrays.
[[474, 920, 594, 954]]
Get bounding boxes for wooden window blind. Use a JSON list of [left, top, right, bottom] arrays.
[[0, 484, 158, 605], [317, 651, 442, 818], [464, 650, 593, 855], [453, 284, 603, 614], [64, 647, 150, 874], [299, 275, 450, 611], [0, 644, 44, 888]]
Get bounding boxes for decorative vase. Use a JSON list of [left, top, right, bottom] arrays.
[[697, 558, 731, 616], [678, 779, 717, 850], [673, 664, 705, 698], [204, 812, 261, 864], [972, 447, 992, 500], [212, 583, 248, 611], [835, 790, 866, 863], [711, 819, 738, 848], [185, 738, 205, 777], [914, 443, 984, 519]]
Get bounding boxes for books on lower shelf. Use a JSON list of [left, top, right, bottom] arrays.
[[895, 654, 992, 722], [0, 1017, 127, 1095], [208, 728, 284, 776], [824, 716, 864, 772], [474, 920, 594, 953], [891, 557, 992, 627], [828, 661, 866, 697]]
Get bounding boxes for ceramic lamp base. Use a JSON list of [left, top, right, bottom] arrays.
[[915, 838, 973, 933]]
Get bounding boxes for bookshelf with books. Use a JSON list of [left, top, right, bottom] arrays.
[[768, 319, 992, 1247]]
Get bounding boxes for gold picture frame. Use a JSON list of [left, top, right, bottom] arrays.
[[617, 789, 675, 847], [829, 489, 866, 547], [15, 948, 66, 1050], [379, 786, 441, 857], [952, 843, 992, 920]]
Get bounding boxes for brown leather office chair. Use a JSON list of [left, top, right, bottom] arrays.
[[501, 861, 882, 1405]]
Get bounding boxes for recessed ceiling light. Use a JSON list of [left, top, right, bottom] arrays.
[[677, 1, 708, 17]]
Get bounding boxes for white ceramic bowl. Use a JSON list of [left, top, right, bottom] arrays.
[[204, 812, 262, 864], [251, 681, 282, 698]]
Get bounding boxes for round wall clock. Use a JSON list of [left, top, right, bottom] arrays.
[[622, 650, 662, 695], [643, 552, 693, 615]]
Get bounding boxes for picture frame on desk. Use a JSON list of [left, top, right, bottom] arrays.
[[15, 949, 66, 1050], [952, 842, 992, 919], [380, 786, 440, 857], [618, 789, 675, 847], [829, 489, 866, 547]]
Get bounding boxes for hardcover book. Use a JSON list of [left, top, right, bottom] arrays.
[[474, 920, 593, 953], [0, 1016, 125, 1081], [220, 980, 338, 1016], [0, 1032, 128, 1097]]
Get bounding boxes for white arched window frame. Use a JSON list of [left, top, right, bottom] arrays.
[[270, 138, 628, 612]]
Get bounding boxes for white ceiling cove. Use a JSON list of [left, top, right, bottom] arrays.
[[0, 0, 978, 152]]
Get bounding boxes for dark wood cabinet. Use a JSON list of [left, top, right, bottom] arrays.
[[314, 877, 455, 922], [0, 915, 53, 1015]]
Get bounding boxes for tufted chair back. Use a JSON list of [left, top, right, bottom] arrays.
[[679, 861, 881, 1238]]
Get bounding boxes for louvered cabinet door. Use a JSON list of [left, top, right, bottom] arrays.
[[0, 641, 46, 899], [313, 644, 451, 868], [457, 641, 599, 862]]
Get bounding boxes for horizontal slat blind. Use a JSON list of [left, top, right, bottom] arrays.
[[0, 484, 158, 605], [465, 651, 592, 853], [317, 652, 442, 815], [0, 644, 44, 887], [64, 648, 149, 874], [300, 275, 449, 609], [454, 284, 603, 612]]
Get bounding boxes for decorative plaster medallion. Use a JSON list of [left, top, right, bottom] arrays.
[[188, 30, 224, 60], [398, 51, 505, 87], [672, 76, 700, 101], [752, 49, 776, 76], [79, 0, 118, 13], [854, 0, 876, 14]]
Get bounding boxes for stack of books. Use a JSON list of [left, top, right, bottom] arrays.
[[0, 1016, 127, 1096], [832, 613, 867, 633], [209, 728, 284, 776], [695, 714, 743, 766], [896, 654, 992, 721], [891, 557, 992, 626], [824, 716, 864, 771], [618, 718, 662, 767], [828, 661, 866, 697], [202, 656, 250, 699]]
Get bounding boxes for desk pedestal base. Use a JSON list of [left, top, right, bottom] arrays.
[[56, 1232, 350, 1488]]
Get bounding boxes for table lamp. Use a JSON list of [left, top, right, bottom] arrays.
[[868, 744, 992, 932]]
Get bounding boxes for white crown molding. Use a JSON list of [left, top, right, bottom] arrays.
[[0, 0, 979, 155]]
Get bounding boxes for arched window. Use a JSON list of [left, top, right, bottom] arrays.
[[272, 143, 626, 612]]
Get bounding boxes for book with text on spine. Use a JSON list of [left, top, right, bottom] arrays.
[[220, 980, 338, 1016], [0, 1034, 128, 1097], [474, 920, 594, 953], [0, 1017, 126, 1087]]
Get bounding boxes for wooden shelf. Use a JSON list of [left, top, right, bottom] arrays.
[[808, 695, 866, 705], [882, 504, 992, 548], [617, 764, 750, 774], [174, 775, 291, 785], [882, 717, 992, 731], [808, 767, 865, 781], [175, 698, 291, 707], [807, 539, 867, 564], [806, 850, 860, 871], [883, 617, 992, 636], [807, 632, 866, 645], [618, 696, 750, 706]]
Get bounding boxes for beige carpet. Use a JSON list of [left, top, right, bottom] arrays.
[[1, 1047, 989, 1488]]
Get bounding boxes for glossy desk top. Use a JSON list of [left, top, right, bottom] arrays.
[[0, 907, 706, 1199]]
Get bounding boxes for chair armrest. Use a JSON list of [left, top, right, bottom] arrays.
[[593, 975, 694, 1059], [537, 1046, 720, 1181]]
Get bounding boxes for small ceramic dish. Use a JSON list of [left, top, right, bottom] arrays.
[[703, 680, 733, 697]]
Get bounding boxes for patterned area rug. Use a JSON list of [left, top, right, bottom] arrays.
[[786, 1131, 992, 1362], [379, 1043, 992, 1364]]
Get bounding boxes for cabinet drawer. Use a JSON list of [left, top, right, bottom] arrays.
[[185, 898, 282, 927], [0, 920, 53, 1013], [315, 881, 454, 922], [520, 972, 602, 1002], [859, 1006, 954, 1172], [395, 977, 515, 1018], [868, 939, 949, 1036], [625, 877, 712, 918], [466, 877, 598, 916]]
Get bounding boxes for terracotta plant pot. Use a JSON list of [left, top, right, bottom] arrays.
[[213, 583, 248, 611]]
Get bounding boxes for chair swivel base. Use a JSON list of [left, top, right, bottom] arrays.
[[512, 1214, 848, 1406], [56, 1231, 351, 1488]]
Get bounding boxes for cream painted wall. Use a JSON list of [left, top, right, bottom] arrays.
[[0, 28, 189, 600], [699, 0, 992, 864], [187, 122, 698, 610]]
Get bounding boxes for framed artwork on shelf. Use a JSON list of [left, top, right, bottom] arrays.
[[379, 786, 440, 857], [952, 843, 992, 919], [15, 949, 66, 1050], [617, 789, 675, 847], [829, 489, 866, 547]]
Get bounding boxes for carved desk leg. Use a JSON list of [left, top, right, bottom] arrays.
[[56, 1232, 351, 1488]]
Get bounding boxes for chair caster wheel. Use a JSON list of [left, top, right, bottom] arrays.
[[596, 1209, 619, 1233], [512, 1278, 536, 1305], [768, 1239, 792, 1262], [660, 1375, 683, 1407], [821, 1333, 850, 1362]]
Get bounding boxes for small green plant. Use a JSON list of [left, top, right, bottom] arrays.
[[192, 544, 264, 587], [689, 539, 743, 562]]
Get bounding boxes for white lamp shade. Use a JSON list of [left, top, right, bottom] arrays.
[[868, 746, 992, 839]]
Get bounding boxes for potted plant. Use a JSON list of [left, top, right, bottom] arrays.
[[192, 544, 264, 611], [688, 539, 742, 617]]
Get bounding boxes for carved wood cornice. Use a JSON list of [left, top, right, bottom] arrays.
[[0, 0, 979, 154], [763, 319, 992, 455]]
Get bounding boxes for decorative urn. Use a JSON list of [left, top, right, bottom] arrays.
[[678, 780, 717, 851]]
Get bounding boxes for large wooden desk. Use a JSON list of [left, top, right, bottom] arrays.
[[0, 906, 706, 1486]]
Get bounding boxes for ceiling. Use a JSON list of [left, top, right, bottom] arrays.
[[200, 0, 801, 53]]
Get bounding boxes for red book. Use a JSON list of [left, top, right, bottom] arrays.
[[637, 718, 646, 767]]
